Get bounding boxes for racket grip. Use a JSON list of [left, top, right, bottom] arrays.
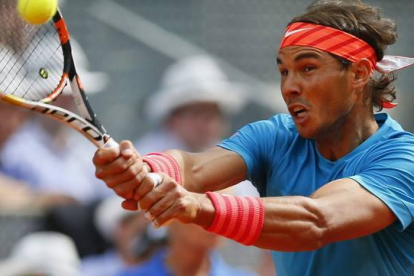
[[103, 138, 119, 148]]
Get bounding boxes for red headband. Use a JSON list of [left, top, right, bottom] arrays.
[[280, 22, 377, 70], [279, 22, 414, 108]]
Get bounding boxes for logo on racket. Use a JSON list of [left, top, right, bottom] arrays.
[[39, 68, 49, 79]]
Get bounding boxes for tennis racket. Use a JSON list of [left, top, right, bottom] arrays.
[[0, 2, 118, 148]]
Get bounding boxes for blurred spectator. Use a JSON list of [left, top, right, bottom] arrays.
[[0, 101, 28, 150], [0, 231, 81, 276], [134, 55, 273, 274], [136, 55, 245, 153], [0, 101, 80, 261], [119, 220, 257, 276], [0, 101, 70, 209], [81, 196, 163, 276], [0, 102, 34, 209]]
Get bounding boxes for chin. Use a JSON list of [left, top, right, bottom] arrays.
[[296, 126, 316, 140]]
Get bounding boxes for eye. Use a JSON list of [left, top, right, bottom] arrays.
[[303, 65, 315, 73], [279, 69, 288, 77]]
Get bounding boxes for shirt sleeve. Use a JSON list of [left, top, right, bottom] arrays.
[[350, 139, 414, 231], [218, 114, 294, 196]]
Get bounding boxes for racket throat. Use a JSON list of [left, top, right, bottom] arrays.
[[69, 76, 90, 118]]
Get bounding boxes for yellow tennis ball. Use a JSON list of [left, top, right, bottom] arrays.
[[17, 0, 58, 25]]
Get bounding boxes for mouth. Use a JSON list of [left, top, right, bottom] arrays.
[[289, 105, 308, 120], [293, 107, 307, 118]]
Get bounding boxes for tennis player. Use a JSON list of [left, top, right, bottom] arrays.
[[93, 1, 414, 275]]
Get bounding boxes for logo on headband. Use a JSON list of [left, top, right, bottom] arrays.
[[284, 28, 312, 38]]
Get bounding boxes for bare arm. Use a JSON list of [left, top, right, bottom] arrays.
[[252, 178, 396, 251], [138, 174, 396, 252], [165, 146, 248, 192], [94, 141, 396, 251]]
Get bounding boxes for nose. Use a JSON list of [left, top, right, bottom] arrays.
[[281, 74, 302, 98]]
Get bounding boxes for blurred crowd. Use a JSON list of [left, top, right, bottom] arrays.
[[0, 37, 276, 275]]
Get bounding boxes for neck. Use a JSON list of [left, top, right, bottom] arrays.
[[166, 239, 211, 276], [316, 111, 378, 161]]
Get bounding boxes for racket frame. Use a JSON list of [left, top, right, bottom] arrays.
[[0, 9, 117, 148]]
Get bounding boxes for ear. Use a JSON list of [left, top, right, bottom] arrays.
[[351, 59, 373, 89]]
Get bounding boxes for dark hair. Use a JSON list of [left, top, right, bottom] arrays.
[[289, 0, 398, 111]]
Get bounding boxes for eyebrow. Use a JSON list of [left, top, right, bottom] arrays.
[[277, 52, 322, 65], [294, 52, 321, 62]]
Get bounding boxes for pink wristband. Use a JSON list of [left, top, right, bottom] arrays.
[[143, 153, 182, 185], [205, 192, 264, 246]]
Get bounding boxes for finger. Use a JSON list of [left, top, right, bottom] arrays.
[[144, 192, 175, 221], [152, 191, 201, 227], [133, 173, 164, 202], [95, 154, 142, 179], [119, 140, 141, 159], [153, 218, 174, 229], [138, 175, 183, 212], [93, 147, 121, 166], [112, 173, 149, 199], [122, 199, 139, 211], [151, 203, 179, 228], [104, 161, 147, 188]]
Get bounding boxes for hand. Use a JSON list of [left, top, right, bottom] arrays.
[[135, 173, 215, 228], [93, 140, 149, 200]]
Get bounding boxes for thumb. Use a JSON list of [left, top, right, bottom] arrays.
[[93, 147, 121, 166]]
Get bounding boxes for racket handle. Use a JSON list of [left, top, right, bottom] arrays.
[[103, 138, 119, 148]]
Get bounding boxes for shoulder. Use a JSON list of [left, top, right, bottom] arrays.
[[376, 113, 414, 139], [371, 114, 414, 155]]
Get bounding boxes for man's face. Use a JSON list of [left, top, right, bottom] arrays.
[[277, 46, 357, 140]]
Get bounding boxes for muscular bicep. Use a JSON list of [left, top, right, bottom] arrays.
[[165, 147, 247, 193], [312, 178, 397, 244]]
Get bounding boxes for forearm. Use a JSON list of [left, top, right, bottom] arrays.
[[198, 179, 396, 252], [155, 147, 247, 193], [195, 193, 329, 251], [255, 196, 328, 251]]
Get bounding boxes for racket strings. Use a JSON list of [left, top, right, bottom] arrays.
[[2, 24, 42, 93], [0, 6, 65, 102], [15, 27, 63, 99]]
